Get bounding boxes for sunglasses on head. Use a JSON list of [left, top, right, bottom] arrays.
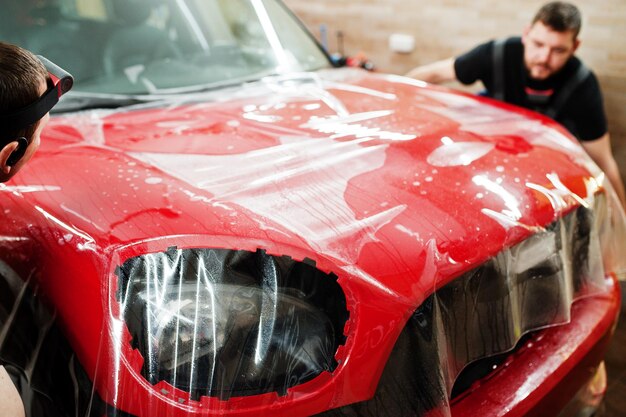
[[0, 55, 73, 132]]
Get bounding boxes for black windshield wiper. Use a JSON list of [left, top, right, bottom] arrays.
[[52, 93, 154, 113], [51, 66, 327, 113]]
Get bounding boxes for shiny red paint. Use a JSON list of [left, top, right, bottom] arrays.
[[0, 68, 616, 416]]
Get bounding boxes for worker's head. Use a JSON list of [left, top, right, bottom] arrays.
[[522, 2, 581, 80], [0, 42, 56, 182]]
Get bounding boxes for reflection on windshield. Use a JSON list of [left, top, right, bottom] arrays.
[[6, 0, 330, 96]]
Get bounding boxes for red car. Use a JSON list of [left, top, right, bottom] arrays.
[[1, 0, 624, 416]]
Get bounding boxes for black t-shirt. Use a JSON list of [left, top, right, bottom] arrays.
[[454, 37, 607, 141]]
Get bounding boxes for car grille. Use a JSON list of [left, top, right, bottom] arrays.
[[318, 199, 607, 416]]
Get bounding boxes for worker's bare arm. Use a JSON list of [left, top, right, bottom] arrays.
[[405, 58, 457, 84], [581, 133, 626, 209]]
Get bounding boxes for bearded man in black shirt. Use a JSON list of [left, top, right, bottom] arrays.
[[406, 1, 626, 208]]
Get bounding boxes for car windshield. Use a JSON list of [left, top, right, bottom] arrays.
[[3, 0, 331, 98]]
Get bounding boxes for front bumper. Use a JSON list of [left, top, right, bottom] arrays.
[[450, 274, 621, 417]]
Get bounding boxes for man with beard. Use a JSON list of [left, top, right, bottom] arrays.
[[406, 1, 626, 209]]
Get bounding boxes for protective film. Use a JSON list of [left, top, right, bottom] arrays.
[[0, 68, 625, 417]]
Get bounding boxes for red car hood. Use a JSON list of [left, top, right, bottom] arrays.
[[4, 68, 600, 300]]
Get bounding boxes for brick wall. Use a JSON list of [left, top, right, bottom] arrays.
[[283, 0, 626, 181]]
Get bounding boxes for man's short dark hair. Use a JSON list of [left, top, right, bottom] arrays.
[[0, 42, 48, 146], [532, 2, 582, 38]]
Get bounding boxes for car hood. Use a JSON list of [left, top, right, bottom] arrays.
[[3, 68, 602, 299]]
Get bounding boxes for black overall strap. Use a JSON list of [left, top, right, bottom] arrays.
[[544, 63, 590, 119], [492, 38, 507, 101]]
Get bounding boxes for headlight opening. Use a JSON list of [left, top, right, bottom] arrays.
[[115, 247, 349, 401]]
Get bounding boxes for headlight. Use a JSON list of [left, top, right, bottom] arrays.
[[116, 248, 349, 400]]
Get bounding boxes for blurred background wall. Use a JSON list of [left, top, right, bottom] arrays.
[[283, 0, 626, 184]]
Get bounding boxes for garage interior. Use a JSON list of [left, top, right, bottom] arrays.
[[284, 0, 626, 415], [1, 0, 625, 415]]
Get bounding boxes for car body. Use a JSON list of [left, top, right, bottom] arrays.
[[0, 0, 624, 416]]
